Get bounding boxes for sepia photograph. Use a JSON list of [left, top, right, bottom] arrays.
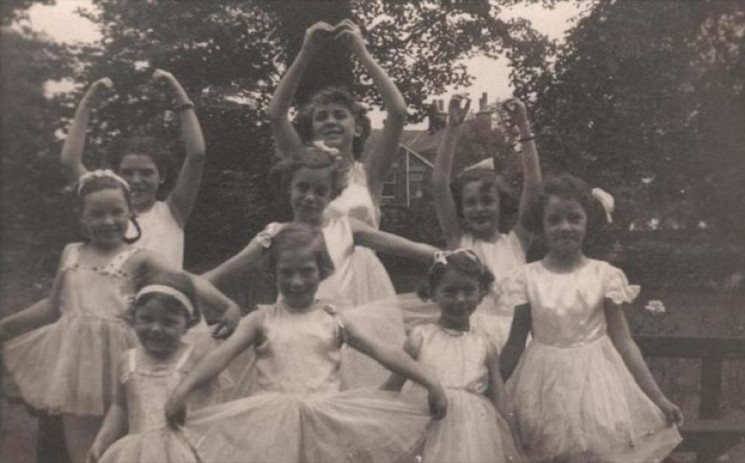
[[1, 0, 744, 462]]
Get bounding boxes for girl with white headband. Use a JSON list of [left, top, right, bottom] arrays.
[[0, 172, 240, 463], [88, 272, 216, 463], [498, 174, 682, 462]]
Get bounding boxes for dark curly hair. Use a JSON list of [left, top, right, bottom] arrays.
[[418, 250, 495, 301], [126, 271, 202, 329], [293, 87, 371, 160], [108, 136, 176, 193], [267, 222, 335, 282], [451, 168, 517, 224], [523, 173, 608, 239]]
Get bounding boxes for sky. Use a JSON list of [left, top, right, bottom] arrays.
[[23, 0, 583, 129]]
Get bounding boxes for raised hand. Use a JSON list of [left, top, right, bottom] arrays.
[[334, 19, 366, 54], [448, 93, 471, 127], [81, 78, 113, 108], [502, 98, 530, 134], [152, 68, 178, 85], [301, 21, 335, 53]]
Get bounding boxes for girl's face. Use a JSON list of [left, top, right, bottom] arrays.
[[80, 188, 131, 248], [290, 167, 334, 225], [311, 102, 360, 152], [432, 267, 482, 330], [276, 246, 321, 310], [133, 296, 189, 358], [118, 153, 163, 210], [543, 196, 587, 257], [461, 180, 500, 236]]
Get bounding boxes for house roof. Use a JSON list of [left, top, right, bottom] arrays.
[[363, 128, 445, 163]]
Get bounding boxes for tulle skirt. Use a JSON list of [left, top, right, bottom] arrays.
[[348, 246, 396, 306], [99, 428, 201, 463], [420, 389, 523, 463], [339, 295, 407, 389], [185, 389, 430, 463], [506, 335, 682, 462], [2, 313, 137, 415]]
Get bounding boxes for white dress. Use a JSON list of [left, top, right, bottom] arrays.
[[133, 201, 184, 268], [2, 244, 139, 416], [325, 162, 397, 304], [408, 324, 523, 463], [461, 230, 526, 349], [184, 301, 430, 463], [500, 259, 682, 462], [99, 346, 201, 463], [229, 218, 406, 392]]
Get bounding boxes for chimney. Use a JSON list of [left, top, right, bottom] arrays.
[[428, 99, 447, 133], [475, 92, 491, 132]]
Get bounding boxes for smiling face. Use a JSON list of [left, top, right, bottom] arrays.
[[275, 246, 321, 310], [290, 167, 334, 225], [80, 187, 131, 249], [461, 179, 501, 237], [118, 153, 163, 211], [543, 196, 588, 258], [432, 267, 482, 330], [311, 102, 360, 153], [133, 296, 189, 358]]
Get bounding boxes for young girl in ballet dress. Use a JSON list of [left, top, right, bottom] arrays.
[[409, 94, 542, 350], [207, 145, 440, 392], [383, 249, 523, 463], [57, 70, 235, 359], [88, 272, 219, 463], [499, 174, 683, 462], [61, 69, 206, 269], [0, 171, 239, 462], [269, 20, 407, 306], [167, 223, 448, 463]]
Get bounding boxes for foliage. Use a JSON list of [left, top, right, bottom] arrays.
[[516, 0, 745, 235], [1, 26, 75, 306]]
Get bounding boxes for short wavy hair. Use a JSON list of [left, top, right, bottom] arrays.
[[267, 222, 335, 282], [523, 173, 608, 238], [293, 87, 371, 160]]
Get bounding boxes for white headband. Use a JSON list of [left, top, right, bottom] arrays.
[[77, 169, 130, 195], [134, 284, 195, 317], [591, 187, 615, 223]]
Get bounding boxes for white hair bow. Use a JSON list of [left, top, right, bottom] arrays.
[[591, 188, 614, 223]]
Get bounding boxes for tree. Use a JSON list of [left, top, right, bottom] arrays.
[[1, 25, 74, 305], [518, 1, 745, 235], [62, 0, 556, 269]]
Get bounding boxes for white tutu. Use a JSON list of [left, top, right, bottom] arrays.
[[420, 389, 523, 463], [507, 335, 681, 462], [3, 314, 137, 415], [99, 428, 200, 463], [186, 389, 430, 463]]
